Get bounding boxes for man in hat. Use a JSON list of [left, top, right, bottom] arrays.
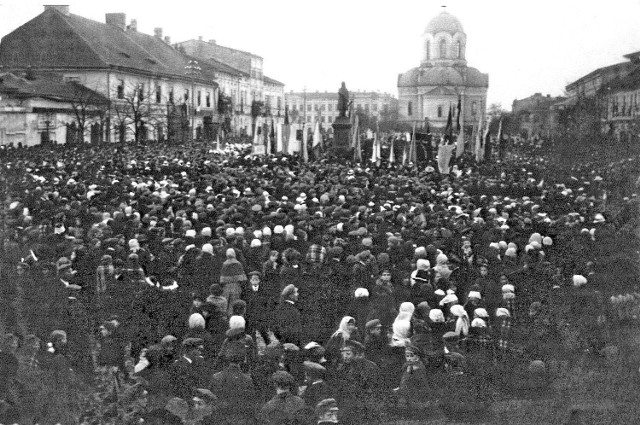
[[316, 398, 340, 424], [170, 338, 206, 404], [334, 340, 381, 424], [209, 345, 257, 424], [258, 370, 306, 424]]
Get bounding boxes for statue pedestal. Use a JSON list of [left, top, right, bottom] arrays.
[[331, 116, 352, 159]]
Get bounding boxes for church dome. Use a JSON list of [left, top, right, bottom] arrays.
[[424, 11, 464, 35]]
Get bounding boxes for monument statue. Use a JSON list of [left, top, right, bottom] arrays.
[[337, 82, 350, 118]]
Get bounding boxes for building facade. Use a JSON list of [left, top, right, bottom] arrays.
[[397, 10, 488, 129], [284, 90, 398, 131], [0, 5, 221, 144], [563, 50, 640, 141], [512, 93, 566, 139], [0, 72, 108, 146], [177, 38, 285, 135]]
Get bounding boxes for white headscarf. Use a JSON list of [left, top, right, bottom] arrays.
[[332, 316, 355, 340], [391, 302, 415, 347]]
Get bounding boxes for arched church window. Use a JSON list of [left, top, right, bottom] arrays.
[[472, 101, 477, 116], [437, 105, 443, 118], [408, 101, 413, 116], [456, 41, 462, 59], [426, 41, 431, 60], [439, 39, 447, 58]]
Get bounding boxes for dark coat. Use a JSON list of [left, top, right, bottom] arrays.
[[272, 301, 303, 346], [258, 391, 306, 424], [209, 363, 257, 415]]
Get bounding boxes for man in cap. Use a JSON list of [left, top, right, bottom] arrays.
[[334, 340, 381, 424], [301, 361, 334, 410]]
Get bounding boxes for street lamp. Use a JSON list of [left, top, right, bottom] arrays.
[[185, 59, 201, 141]]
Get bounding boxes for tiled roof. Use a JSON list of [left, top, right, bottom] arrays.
[[0, 72, 109, 103], [264, 75, 284, 86], [0, 8, 216, 83]]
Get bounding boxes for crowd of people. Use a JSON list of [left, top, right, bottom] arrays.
[[0, 135, 639, 424]]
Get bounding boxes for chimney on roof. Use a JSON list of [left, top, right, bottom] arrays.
[[154, 27, 163, 39], [129, 19, 137, 32], [106, 13, 126, 31], [164, 36, 171, 44], [209, 39, 216, 44], [199, 36, 203, 41], [44, 5, 70, 15]]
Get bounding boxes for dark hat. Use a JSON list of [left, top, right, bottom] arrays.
[[271, 370, 295, 387], [442, 331, 459, 342], [283, 342, 300, 352], [181, 337, 203, 349], [365, 319, 382, 330], [303, 361, 326, 378], [405, 344, 423, 356], [342, 340, 365, 353]]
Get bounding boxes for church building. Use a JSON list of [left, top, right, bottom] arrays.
[[397, 10, 489, 129]]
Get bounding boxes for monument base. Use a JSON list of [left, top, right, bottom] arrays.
[[331, 116, 352, 160]]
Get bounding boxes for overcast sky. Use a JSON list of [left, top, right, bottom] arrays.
[[2, 0, 640, 110]]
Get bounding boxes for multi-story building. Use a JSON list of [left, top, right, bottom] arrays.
[[397, 10, 488, 129], [0, 5, 222, 144], [563, 50, 640, 141], [177, 38, 285, 135], [284, 90, 398, 131], [512, 93, 566, 139]]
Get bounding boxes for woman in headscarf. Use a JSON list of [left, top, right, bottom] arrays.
[[324, 316, 358, 367], [391, 302, 415, 347], [426, 308, 448, 371], [450, 304, 470, 338]]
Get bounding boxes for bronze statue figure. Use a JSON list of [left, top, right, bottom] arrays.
[[337, 82, 350, 118]]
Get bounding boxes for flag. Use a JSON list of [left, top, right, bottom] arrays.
[[302, 124, 309, 162], [253, 116, 260, 146], [456, 95, 462, 132], [276, 123, 283, 153], [288, 123, 298, 154], [313, 121, 321, 148], [268, 119, 275, 154], [389, 137, 395, 164], [438, 141, 455, 174], [456, 96, 465, 158], [370, 132, 378, 163], [444, 104, 453, 137], [401, 138, 407, 165], [283, 106, 290, 153], [353, 115, 362, 162], [481, 120, 491, 162], [475, 113, 483, 162], [409, 122, 417, 164]]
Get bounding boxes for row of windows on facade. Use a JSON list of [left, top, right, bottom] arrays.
[[425, 40, 463, 60], [115, 80, 213, 107], [285, 103, 389, 113], [407, 101, 478, 117], [225, 90, 282, 109], [610, 93, 639, 117]]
